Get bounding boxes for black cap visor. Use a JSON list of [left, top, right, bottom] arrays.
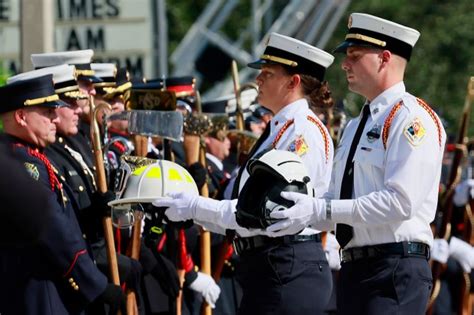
[[333, 40, 379, 54], [78, 74, 103, 84], [42, 98, 70, 108], [247, 58, 281, 70]]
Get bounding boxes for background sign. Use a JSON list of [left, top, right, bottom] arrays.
[[0, 0, 153, 78]]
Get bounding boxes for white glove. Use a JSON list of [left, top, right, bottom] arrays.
[[449, 236, 474, 272], [153, 192, 200, 222], [453, 179, 474, 207], [188, 272, 221, 308], [325, 233, 341, 270], [265, 192, 325, 237], [431, 239, 449, 263], [153, 192, 234, 224]]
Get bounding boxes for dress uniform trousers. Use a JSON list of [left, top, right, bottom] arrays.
[[337, 243, 432, 315], [235, 237, 332, 315]]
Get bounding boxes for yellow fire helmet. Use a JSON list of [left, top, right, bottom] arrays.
[[108, 159, 199, 206]]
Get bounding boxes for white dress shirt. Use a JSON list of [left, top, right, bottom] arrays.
[[324, 82, 446, 248], [196, 98, 334, 236]]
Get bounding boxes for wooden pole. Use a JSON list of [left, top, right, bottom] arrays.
[[90, 99, 127, 314]]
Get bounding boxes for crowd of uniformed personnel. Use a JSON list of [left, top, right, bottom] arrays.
[[1, 10, 474, 315]]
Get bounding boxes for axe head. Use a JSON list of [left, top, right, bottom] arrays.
[[107, 110, 184, 141]]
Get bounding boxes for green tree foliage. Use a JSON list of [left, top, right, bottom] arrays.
[[324, 0, 474, 135]]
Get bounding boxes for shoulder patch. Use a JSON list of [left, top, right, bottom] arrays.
[[288, 135, 309, 156], [24, 162, 40, 180], [403, 117, 426, 146]]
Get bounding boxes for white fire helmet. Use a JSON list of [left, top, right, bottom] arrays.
[[108, 159, 198, 228], [236, 148, 314, 229], [109, 159, 199, 206]]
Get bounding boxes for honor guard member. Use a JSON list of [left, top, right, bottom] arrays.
[[9, 64, 143, 310], [265, 13, 447, 315], [97, 66, 133, 171], [154, 32, 335, 315], [0, 75, 125, 314], [31, 49, 102, 172], [90, 63, 132, 168]]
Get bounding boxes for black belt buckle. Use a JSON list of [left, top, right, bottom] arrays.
[[406, 242, 430, 259]]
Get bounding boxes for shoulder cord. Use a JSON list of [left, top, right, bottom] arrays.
[[27, 146, 62, 192], [272, 116, 330, 163], [382, 98, 443, 149]]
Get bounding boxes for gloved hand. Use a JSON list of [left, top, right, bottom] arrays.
[[266, 192, 324, 237], [325, 233, 341, 270], [92, 190, 116, 217], [431, 239, 449, 264], [124, 258, 142, 291], [154, 193, 238, 231], [150, 252, 180, 298], [97, 283, 127, 315], [188, 162, 207, 190], [453, 179, 474, 207], [449, 236, 474, 272], [153, 192, 200, 222], [188, 272, 221, 308]]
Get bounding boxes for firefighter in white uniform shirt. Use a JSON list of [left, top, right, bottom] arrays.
[[265, 13, 447, 315], [154, 32, 335, 314]]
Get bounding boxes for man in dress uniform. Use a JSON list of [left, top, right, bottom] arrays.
[[8, 64, 144, 309], [265, 13, 447, 315], [0, 75, 125, 314], [31, 49, 102, 173], [154, 32, 336, 314]]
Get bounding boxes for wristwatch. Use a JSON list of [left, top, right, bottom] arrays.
[[325, 199, 332, 220]]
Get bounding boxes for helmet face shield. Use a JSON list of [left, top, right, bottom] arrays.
[[111, 203, 143, 229]]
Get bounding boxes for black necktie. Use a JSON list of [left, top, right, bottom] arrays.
[[231, 123, 271, 199], [336, 105, 371, 248]]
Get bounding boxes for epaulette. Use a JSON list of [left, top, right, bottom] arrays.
[[382, 98, 443, 149]]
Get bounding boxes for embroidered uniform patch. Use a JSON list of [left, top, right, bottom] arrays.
[[24, 162, 40, 180], [288, 135, 309, 156], [404, 118, 426, 146]]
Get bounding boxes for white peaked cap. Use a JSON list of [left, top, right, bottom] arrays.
[[31, 49, 94, 68], [91, 63, 117, 79], [266, 33, 334, 68], [248, 32, 334, 81], [334, 13, 420, 60], [8, 64, 76, 86]]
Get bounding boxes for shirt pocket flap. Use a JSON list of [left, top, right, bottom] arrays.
[[353, 145, 384, 168]]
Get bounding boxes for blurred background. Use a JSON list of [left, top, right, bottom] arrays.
[[0, 0, 473, 133]]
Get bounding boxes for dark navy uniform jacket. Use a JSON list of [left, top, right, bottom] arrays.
[[46, 135, 101, 243], [0, 136, 107, 314]]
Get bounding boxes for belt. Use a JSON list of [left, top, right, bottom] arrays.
[[233, 234, 321, 256], [341, 241, 430, 263]]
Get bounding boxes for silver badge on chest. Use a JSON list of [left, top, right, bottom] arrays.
[[366, 124, 381, 143]]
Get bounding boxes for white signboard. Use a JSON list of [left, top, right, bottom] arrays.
[[0, 0, 154, 78]]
